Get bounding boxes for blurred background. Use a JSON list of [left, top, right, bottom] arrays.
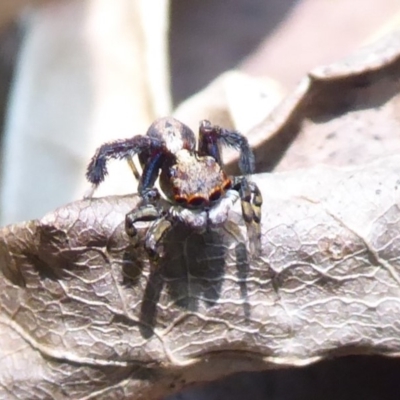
[[0, 0, 398, 225], [1, 1, 400, 400]]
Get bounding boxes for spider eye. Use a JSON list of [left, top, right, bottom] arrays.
[[209, 189, 222, 202], [188, 196, 206, 207], [175, 196, 187, 205]]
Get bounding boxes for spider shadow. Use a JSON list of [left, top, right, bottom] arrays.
[[138, 221, 251, 338], [121, 244, 146, 286]]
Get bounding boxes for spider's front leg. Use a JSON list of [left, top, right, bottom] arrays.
[[125, 188, 172, 259], [86, 135, 161, 192], [142, 216, 173, 259], [198, 120, 255, 174], [198, 120, 262, 252], [232, 176, 263, 252], [126, 210, 172, 260], [125, 189, 161, 237]]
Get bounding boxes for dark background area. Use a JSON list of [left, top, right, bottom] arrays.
[[169, 0, 297, 105], [170, 356, 400, 400]]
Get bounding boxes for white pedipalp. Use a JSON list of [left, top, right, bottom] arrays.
[[208, 189, 239, 225], [168, 189, 239, 229]]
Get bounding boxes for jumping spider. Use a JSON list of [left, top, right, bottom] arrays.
[[86, 117, 262, 258]]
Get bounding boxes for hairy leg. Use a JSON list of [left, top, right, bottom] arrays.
[[198, 120, 255, 174], [232, 176, 263, 253]]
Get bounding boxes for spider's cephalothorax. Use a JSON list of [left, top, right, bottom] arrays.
[[86, 117, 262, 258]]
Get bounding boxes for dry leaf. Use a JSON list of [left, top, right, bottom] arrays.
[[1, 155, 399, 399], [246, 29, 400, 173]]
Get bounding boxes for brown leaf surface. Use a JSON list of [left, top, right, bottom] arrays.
[[244, 29, 400, 174], [1, 155, 399, 399]]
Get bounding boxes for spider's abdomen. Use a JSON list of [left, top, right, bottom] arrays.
[[146, 117, 196, 154]]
